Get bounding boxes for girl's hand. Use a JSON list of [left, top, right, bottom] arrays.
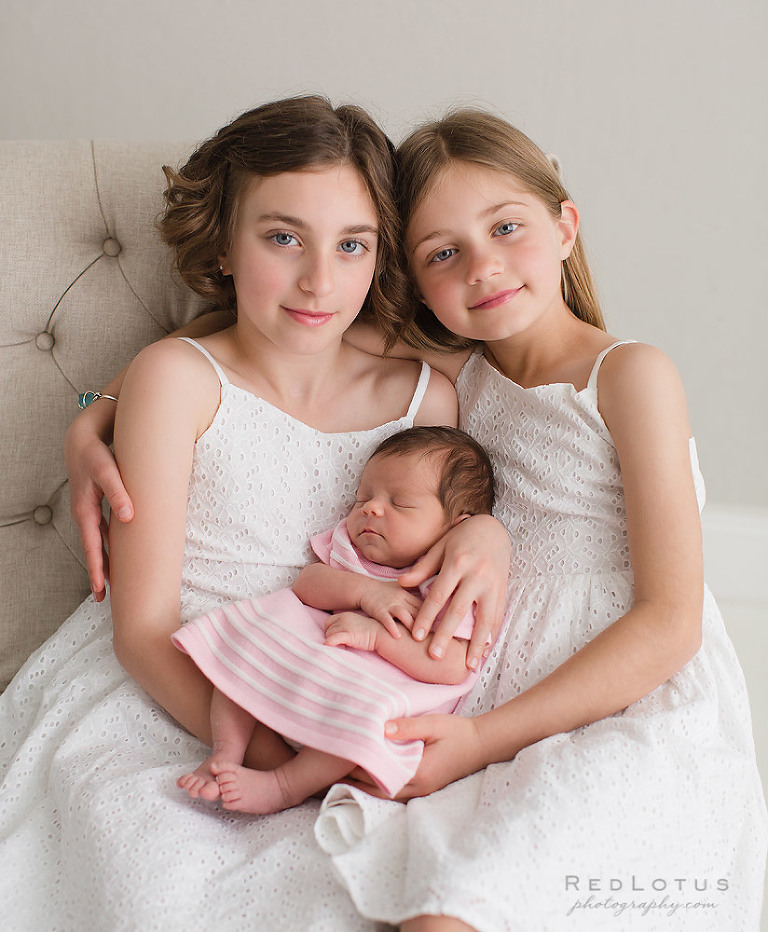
[[398, 514, 511, 670], [358, 579, 422, 636], [325, 612, 381, 651], [65, 415, 133, 600], [346, 714, 490, 800]]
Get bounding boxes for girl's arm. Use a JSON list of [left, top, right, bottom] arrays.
[[405, 361, 512, 671], [108, 338, 223, 741], [324, 613, 472, 686], [380, 344, 704, 798], [65, 311, 233, 598], [345, 320, 471, 383]]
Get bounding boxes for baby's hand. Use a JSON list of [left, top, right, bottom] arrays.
[[358, 580, 422, 637], [325, 612, 381, 651]]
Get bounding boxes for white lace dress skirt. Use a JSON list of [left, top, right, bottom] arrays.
[[316, 576, 764, 931], [0, 595, 378, 931]]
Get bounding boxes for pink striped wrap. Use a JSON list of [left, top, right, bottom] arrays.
[[172, 520, 477, 796]]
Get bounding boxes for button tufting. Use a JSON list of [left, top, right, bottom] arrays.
[[35, 331, 55, 351], [102, 237, 122, 257], [33, 505, 53, 526]]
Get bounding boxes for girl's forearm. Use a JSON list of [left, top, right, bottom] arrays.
[[475, 599, 702, 765], [113, 621, 215, 743], [375, 625, 471, 686], [114, 621, 297, 769]]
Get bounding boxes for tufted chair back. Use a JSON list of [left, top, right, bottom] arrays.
[[0, 141, 207, 690]]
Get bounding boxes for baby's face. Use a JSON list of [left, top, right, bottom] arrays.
[[347, 451, 452, 568]]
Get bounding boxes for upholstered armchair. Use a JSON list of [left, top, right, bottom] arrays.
[[0, 141, 206, 689]]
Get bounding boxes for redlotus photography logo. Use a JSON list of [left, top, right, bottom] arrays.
[[564, 874, 728, 920]]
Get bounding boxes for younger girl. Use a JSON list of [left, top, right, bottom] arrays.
[[313, 110, 768, 930], [0, 98, 508, 932]]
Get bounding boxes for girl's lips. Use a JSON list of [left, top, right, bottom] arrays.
[[470, 287, 523, 310], [282, 307, 334, 326]]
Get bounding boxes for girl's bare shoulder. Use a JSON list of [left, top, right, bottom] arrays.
[[126, 337, 220, 391], [597, 342, 691, 440], [598, 341, 684, 400], [121, 337, 223, 436], [349, 346, 458, 428]]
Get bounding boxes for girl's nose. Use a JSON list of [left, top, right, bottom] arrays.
[[465, 246, 502, 285], [299, 252, 334, 297]]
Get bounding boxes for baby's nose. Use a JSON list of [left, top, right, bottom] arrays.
[[362, 497, 384, 516]]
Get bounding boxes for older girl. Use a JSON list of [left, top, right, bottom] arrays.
[[0, 98, 507, 932]]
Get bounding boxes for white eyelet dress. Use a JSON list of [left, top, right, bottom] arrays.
[[0, 338, 432, 932], [314, 345, 768, 931]]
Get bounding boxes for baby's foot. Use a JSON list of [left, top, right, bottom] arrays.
[[210, 761, 297, 814], [177, 757, 222, 802]]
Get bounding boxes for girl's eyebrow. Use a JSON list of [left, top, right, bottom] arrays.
[[412, 201, 528, 251], [257, 212, 378, 235], [487, 200, 528, 213]]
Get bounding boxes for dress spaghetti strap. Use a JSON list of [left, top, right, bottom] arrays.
[[586, 340, 636, 392], [405, 362, 431, 420], [177, 337, 230, 387]]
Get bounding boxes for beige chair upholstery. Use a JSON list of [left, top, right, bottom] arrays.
[[0, 141, 206, 690]]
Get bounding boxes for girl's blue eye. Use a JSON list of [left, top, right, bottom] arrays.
[[339, 240, 365, 255], [272, 232, 298, 246], [430, 247, 456, 264], [494, 222, 519, 237]]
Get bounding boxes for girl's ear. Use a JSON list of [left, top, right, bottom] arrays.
[[218, 254, 232, 276], [557, 200, 579, 260]]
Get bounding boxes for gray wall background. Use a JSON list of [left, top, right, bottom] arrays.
[[3, 0, 766, 509]]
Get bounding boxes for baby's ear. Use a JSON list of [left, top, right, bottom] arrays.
[[449, 513, 471, 528]]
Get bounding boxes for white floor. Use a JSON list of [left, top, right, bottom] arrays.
[[719, 599, 768, 931]]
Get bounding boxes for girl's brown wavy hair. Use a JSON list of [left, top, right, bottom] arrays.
[[395, 109, 605, 352], [159, 96, 409, 348]]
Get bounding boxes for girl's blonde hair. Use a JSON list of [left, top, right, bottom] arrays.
[[396, 109, 605, 351], [159, 96, 409, 349]]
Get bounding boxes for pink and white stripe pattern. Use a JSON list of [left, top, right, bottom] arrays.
[[172, 521, 476, 796]]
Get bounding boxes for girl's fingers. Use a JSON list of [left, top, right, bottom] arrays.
[[99, 515, 112, 588], [411, 573, 460, 641], [72, 455, 133, 596], [397, 540, 445, 589], [100, 468, 134, 523], [79, 500, 107, 598], [425, 587, 477, 661], [384, 715, 436, 741], [459, 588, 500, 670]]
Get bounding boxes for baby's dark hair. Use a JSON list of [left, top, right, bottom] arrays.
[[369, 426, 495, 519]]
